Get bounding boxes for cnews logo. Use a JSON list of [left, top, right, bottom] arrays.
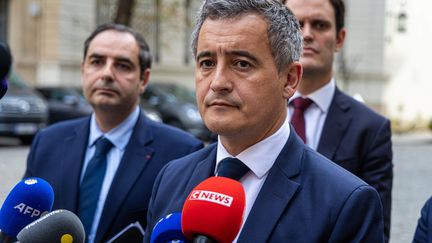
[[189, 190, 233, 207]]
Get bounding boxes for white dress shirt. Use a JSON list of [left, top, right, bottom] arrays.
[[215, 117, 290, 242], [288, 79, 335, 150], [81, 106, 140, 243]]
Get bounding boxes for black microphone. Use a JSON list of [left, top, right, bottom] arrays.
[[0, 41, 12, 99], [106, 221, 145, 243], [16, 209, 85, 243]]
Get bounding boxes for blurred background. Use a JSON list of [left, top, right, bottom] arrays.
[[1, 0, 432, 242]]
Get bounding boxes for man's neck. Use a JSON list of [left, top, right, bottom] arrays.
[[298, 70, 333, 95], [94, 106, 136, 133]]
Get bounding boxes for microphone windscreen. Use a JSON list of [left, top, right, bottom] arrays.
[[181, 176, 246, 243], [0, 177, 54, 237], [17, 209, 85, 243], [0, 41, 12, 81], [151, 212, 186, 243]]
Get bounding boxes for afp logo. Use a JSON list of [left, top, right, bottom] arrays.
[[13, 203, 47, 218], [189, 190, 233, 207]]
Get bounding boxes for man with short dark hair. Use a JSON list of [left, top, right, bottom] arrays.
[[284, 0, 393, 241], [145, 1, 384, 242], [24, 23, 203, 242]]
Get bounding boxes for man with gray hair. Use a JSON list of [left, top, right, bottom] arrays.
[[146, 0, 384, 241]]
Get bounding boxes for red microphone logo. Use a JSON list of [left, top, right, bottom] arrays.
[[182, 176, 246, 243], [189, 190, 233, 207]]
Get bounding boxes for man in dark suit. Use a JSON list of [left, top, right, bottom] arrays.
[[24, 23, 203, 243], [284, 0, 393, 241], [145, 0, 384, 242], [413, 197, 432, 242]]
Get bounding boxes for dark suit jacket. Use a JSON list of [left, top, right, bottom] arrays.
[[317, 87, 393, 241], [24, 111, 203, 242], [413, 197, 432, 243], [145, 129, 384, 242]]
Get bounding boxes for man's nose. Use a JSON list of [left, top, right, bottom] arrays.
[[102, 61, 115, 81], [210, 64, 233, 93], [302, 24, 313, 43]]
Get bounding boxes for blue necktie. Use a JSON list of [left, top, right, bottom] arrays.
[[78, 137, 113, 236], [217, 157, 250, 181]]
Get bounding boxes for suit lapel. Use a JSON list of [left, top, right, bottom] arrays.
[[238, 130, 304, 242], [59, 118, 90, 212], [317, 88, 351, 159], [95, 113, 154, 241], [185, 144, 218, 192]]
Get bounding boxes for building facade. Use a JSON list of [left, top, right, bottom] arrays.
[[1, 0, 431, 129]]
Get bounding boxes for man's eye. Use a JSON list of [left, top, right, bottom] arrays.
[[314, 22, 328, 30], [200, 60, 214, 68], [299, 21, 304, 29], [117, 63, 132, 71], [90, 59, 102, 65], [234, 60, 251, 69]]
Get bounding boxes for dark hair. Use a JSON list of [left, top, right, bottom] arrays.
[[330, 0, 345, 34], [191, 0, 302, 73], [283, 0, 345, 34], [83, 23, 152, 78]]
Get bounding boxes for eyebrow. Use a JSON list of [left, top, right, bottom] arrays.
[[87, 53, 104, 60], [196, 50, 259, 64], [229, 50, 259, 64], [88, 53, 134, 65], [196, 51, 212, 61]]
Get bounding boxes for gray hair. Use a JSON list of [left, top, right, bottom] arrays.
[[191, 0, 302, 72]]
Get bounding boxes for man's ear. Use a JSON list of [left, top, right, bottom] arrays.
[[139, 68, 151, 94], [283, 61, 302, 99], [335, 28, 346, 52]]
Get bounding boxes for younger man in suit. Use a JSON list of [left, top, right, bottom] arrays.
[[284, 0, 393, 240], [413, 197, 432, 242], [145, 0, 384, 242], [24, 23, 203, 242]]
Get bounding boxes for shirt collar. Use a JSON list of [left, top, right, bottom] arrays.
[[290, 78, 335, 113], [88, 106, 140, 151], [216, 117, 291, 179]]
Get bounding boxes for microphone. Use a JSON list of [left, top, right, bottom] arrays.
[[16, 209, 85, 243], [181, 177, 246, 243], [0, 78, 7, 100], [106, 221, 145, 243], [0, 41, 12, 99], [0, 178, 54, 243], [151, 212, 187, 243]]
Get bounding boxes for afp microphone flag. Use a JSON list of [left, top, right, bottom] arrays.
[[0, 177, 54, 237]]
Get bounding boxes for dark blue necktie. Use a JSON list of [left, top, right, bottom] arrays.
[[78, 137, 113, 236], [217, 157, 250, 181]]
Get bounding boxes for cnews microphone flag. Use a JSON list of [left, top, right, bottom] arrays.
[[181, 176, 246, 243], [0, 177, 54, 238]]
